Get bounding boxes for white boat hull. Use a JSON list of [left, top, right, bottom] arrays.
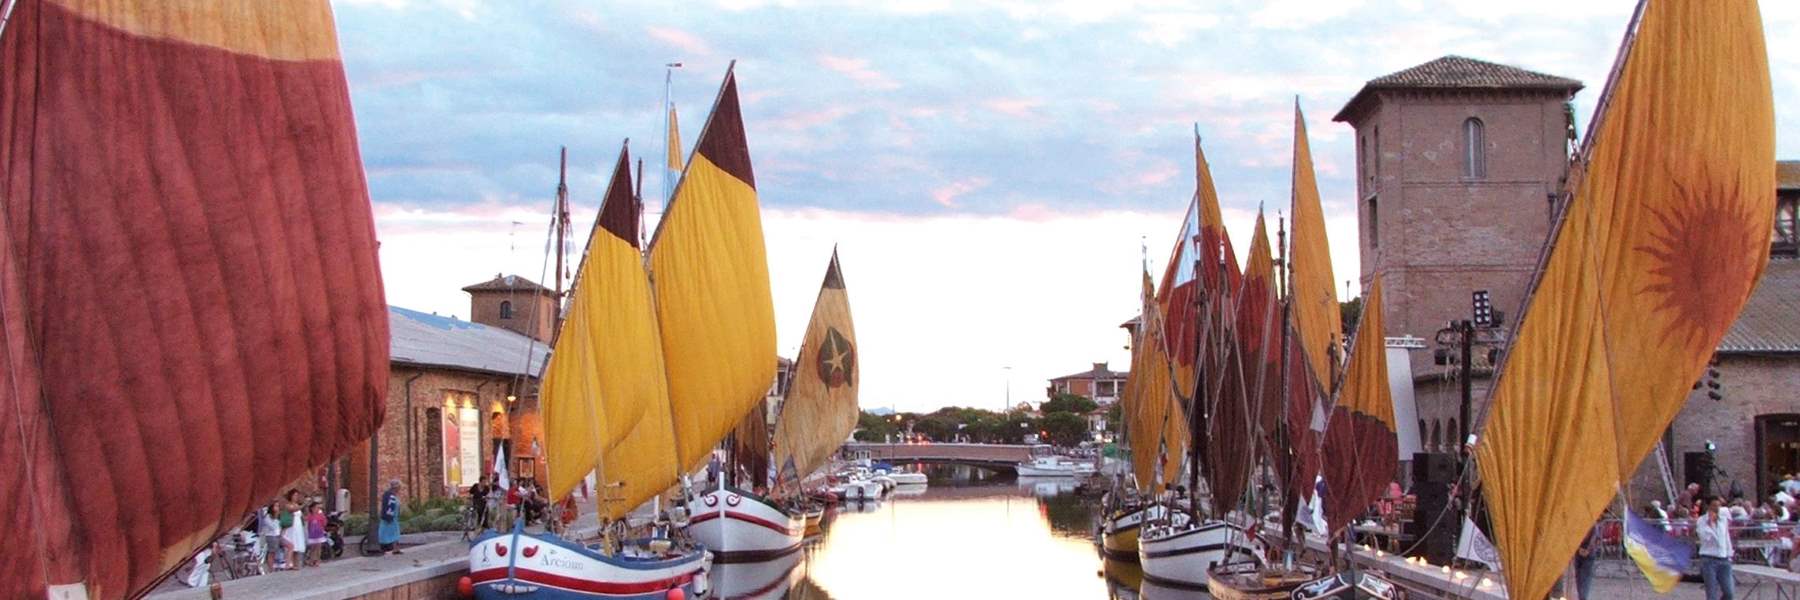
[[886, 472, 928, 485], [1138, 517, 1263, 590], [1015, 465, 1078, 477], [468, 530, 710, 600], [684, 487, 805, 562]]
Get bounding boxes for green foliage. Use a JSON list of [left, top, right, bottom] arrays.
[[1341, 296, 1364, 337], [342, 513, 369, 537], [1040, 412, 1088, 447], [1040, 393, 1098, 415], [1105, 401, 1123, 433], [855, 411, 901, 441]]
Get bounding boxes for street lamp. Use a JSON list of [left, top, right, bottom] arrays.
[[1002, 366, 1013, 414]]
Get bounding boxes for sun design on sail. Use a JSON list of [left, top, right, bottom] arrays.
[[1633, 172, 1763, 353]]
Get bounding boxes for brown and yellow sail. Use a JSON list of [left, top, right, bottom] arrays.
[[1476, 2, 1775, 598], [0, 1, 389, 597], [540, 145, 681, 518], [772, 252, 862, 485], [1284, 105, 1339, 509], [1126, 270, 1176, 491], [1320, 277, 1396, 533], [649, 64, 780, 473]]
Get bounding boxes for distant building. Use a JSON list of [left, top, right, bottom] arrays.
[[462, 273, 558, 343], [1047, 362, 1127, 405]]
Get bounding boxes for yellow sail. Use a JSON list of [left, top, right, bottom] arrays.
[[1289, 104, 1341, 391], [1125, 270, 1172, 492], [1475, 2, 1774, 598], [649, 65, 779, 473], [667, 105, 683, 173], [772, 251, 861, 484], [540, 144, 680, 518]]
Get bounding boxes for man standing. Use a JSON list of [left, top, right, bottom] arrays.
[[469, 475, 491, 530], [1698, 496, 1736, 600], [1574, 520, 1599, 599]]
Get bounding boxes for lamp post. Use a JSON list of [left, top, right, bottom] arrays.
[[1002, 365, 1013, 415]]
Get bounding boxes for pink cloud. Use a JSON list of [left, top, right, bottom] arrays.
[[983, 97, 1042, 119], [817, 55, 900, 91], [646, 26, 712, 56], [930, 177, 992, 208]]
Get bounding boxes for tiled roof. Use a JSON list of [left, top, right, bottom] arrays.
[[1779, 161, 1800, 191], [1335, 55, 1582, 122], [1718, 259, 1800, 354], [461, 273, 553, 294], [389, 306, 551, 376], [1050, 363, 1127, 382]]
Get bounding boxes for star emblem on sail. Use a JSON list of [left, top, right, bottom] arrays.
[[1473, 2, 1776, 599]]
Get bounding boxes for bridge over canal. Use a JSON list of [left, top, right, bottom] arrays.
[[842, 442, 1037, 472]]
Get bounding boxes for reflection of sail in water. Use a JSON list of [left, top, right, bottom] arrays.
[[1103, 557, 1144, 600]]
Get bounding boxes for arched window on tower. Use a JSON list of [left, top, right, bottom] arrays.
[[1430, 420, 1442, 452], [500, 300, 513, 319], [1463, 118, 1486, 179], [1447, 418, 1461, 449]]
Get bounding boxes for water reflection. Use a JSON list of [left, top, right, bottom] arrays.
[[710, 466, 1115, 599]]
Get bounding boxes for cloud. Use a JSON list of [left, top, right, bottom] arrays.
[[930, 177, 992, 208], [817, 55, 901, 91], [645, 26, 712, 57]]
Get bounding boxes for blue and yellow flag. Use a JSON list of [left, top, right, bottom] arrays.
[[1623, 510, 1692, 593]]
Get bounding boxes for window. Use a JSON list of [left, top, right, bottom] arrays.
[[1430, 421, 1442, 451], [1372, 127, 1380, 186], [1463, 118, 1486, 179], [1359, 136, 1369, 193], [1368, 196, 1379, 249], [499, 300, 513, 319], [1774, 195, 1798, 256], [1447, 418, 1460, 448], [1418, 419, 1428, 450]]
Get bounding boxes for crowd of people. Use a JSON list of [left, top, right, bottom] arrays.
[[255, 489, 330, 571], [465, 474, 555, 530]]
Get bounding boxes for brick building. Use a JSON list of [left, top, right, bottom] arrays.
[[1047, 362, 1127, 405], [1337, 55, 1800, 502], [341, 276, 552, 510], [1334, 55, 1582, 450]]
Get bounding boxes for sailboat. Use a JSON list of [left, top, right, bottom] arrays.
[[666, 63, 801, 564], [468, 143, 711, 599], [1138, 134, 1264, 589], [1472, 1, 1775, 599], [0, 2, 390, 598], [1100, 270, 1178, 562]]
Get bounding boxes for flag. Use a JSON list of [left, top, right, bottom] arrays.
[[1456, 516, 1502, 571], [1623, 510, 1691, 593], [494, 445, 511, 490], [1475, 2, 1775, 598]]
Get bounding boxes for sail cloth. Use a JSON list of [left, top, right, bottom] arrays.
[[1474, 2, 1775, 598], [0, 1, 389, 597], [732, 399, 772, 488], [650, 64, 780, 474], [667, 105, 684, 196], [1284, 105, 1338, 509], [1125, 270, 1176, 492], [1320, 277, 1396, 533], [1237, 214, 1283, 447], [540, 146, 680, 516], [1157, 196, 1203, 404], [1192, 137, 1254, 516], [771, 252, 861, 486]]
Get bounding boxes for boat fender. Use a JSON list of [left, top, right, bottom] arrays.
[[457, 576, 474, 597], [666, 588, 685, 600]]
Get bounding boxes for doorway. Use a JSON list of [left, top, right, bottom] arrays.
[[1757, 413, 1800, 496]]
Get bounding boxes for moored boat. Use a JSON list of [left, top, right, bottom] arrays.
[[1016, 456, 1087, 477], [470, 528, 709, 600], [685, 486, 806, 562], [1137, 513, 1263, 589], [1100, 502, 1164, 562]]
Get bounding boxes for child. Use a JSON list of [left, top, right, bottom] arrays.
[[304, 502, 328, 566], [258, 503, 283, 571]]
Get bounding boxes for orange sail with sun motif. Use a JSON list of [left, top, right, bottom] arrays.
[[1475, 1, 1775, 599]]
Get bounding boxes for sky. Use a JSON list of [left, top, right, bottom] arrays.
[[339, 0, 1800, 414]]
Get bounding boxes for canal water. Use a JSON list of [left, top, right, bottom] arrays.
[[707, 466, 1190, 600]]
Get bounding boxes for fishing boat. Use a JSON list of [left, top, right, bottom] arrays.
[[692, 250, 863, 561], [0, 2, 390, 597]]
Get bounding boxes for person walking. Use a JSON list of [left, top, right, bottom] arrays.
[[378, 480, 403, 555], [1698, 496, 1737, 600], [1573, 520, 1599, 600]]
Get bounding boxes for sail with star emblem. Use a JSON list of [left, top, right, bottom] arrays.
[[1476, 1, 1775, 598], [772, 251, 861, 484]]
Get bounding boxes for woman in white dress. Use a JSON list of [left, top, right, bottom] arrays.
[[282, 489, 308, 569]]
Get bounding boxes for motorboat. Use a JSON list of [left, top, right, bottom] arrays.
[[1015, 456, 1092, 477]]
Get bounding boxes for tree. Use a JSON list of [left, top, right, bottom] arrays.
[[854, 411, 900, 442], [1040, 412, 1088, 447], [1341, 296, 1364, 337], [1105, 401, 1122, 435], [1040, 392, 1097, 415]]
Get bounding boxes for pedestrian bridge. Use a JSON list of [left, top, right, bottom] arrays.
[[842, 442, 1036, 471]]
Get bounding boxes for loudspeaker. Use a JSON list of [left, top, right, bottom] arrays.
[[1412, 452, 1457, 484], [1407, 479, 1457, 565]]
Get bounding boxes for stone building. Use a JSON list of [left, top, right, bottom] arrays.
[[340, 276, 552, 510], [1338, 55, 1800, 503]]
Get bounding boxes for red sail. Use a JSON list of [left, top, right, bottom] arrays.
[[1320, 278, 1397, 533], [0, 2, 389, 598]]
